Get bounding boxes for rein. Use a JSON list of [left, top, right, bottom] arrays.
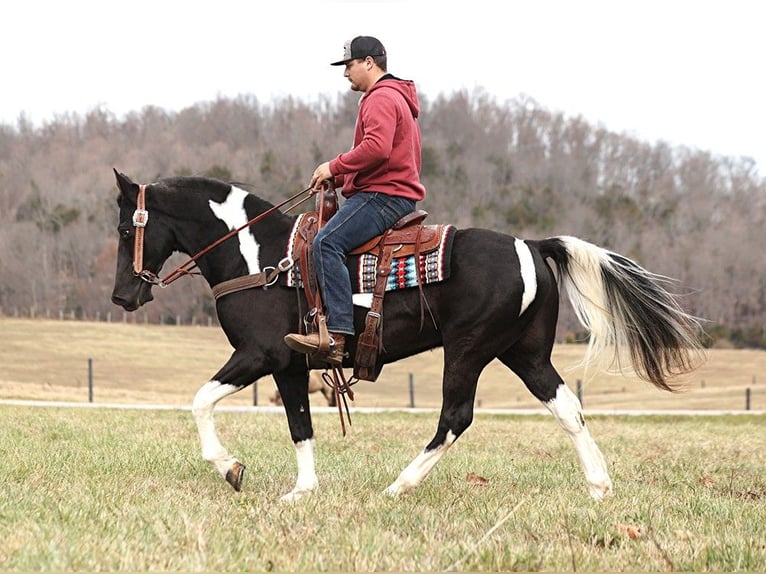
[[132, 184, 315, 287]]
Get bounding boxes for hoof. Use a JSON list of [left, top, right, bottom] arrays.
[[588, 481, 613, 501], [225, 462, 246, 492], [383, 483, 404, 497], [279, 488, 313, 503]]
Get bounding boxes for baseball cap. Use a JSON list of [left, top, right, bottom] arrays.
[[330, 36, 386, 66]]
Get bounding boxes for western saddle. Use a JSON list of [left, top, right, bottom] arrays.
[[292, 189, 442, 382]]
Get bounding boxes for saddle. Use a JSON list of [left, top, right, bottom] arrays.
[[291, 191, 446, 381]]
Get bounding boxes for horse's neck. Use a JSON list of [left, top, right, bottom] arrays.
[[191, 195, 295, 286]]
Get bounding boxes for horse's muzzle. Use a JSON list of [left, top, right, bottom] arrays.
[[111, 288, 153, 311]]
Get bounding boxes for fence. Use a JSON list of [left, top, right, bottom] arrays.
[[77, 359, 760, 412], [2, 307, 218, 327], [3, 311, 762, 412]]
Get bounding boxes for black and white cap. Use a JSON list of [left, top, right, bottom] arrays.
[[330, 36, 386, 66]]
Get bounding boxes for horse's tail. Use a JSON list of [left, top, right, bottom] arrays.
[[535, 235, 706, 391]]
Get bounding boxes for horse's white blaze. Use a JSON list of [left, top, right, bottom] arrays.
[[209, 185, 261, 273], [192, 380, 242, 479], [280, 439, 319, 502], [544, 384, 613, 500], [385, 431, 457, 496], [515, 239, 537, 316]]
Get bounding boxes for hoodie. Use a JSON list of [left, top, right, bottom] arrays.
[[329, 77, 426, 201]]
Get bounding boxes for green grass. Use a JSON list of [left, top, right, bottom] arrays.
[[0, 406, 764, 571]]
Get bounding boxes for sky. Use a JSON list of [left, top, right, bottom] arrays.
[[3, 0, 764, 175]]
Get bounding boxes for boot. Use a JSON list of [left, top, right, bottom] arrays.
[[284, 332, 346, 366]]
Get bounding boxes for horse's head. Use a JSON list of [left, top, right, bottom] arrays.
[[111, 169, 178, 311]]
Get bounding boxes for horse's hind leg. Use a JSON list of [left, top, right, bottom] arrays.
[[500, 348, 613, 500], [385, 347, 487, 496], [546, 380, 612, 500]]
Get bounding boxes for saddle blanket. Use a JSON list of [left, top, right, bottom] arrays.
[[284, 213, 456, 294]]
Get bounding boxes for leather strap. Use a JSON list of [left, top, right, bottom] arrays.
[[211, 268, 281, 300], [354, 232, 396, 381], [132, 184, 148, 274], [316, 313, 331, 354], [296, 217, 320, 312]]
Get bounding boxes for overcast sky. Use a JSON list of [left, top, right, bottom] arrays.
[[3, 0, 764, 174]]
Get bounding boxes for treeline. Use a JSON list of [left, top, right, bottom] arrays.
[[0, 89, 764, 348]]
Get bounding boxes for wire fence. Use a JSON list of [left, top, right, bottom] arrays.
[[1, 307, 219, 327]]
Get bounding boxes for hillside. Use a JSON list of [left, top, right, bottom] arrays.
[[0, 91, 764, 345]]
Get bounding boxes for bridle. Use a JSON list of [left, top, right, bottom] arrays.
[[130, 183, 315, 288], [132, 184, 150, 277]]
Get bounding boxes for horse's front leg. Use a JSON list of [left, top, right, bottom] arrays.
[[273, 369, 318, 502], [192, 379, 247, 491]]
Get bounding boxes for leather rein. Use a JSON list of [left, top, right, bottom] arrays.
[[131, 183, 315, 288]]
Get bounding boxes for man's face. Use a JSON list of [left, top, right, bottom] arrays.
[[343, 57, 371, 92]]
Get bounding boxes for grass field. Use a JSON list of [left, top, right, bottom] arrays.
[[0, 318, 763, 411], [1, 319, 764, 571], [0, 406, 763, 571]]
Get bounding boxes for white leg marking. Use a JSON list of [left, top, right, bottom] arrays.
[[280, 439, 319, 503], [192, 380, 243, 479], [545, 385, 613, 500], [209, 185, 261, 273], [515, 239, 537, 316], [385, 431, 457, 496]]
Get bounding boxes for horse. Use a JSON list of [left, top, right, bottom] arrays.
[[110, 170, 704, 502], [268, 371, 337, 407]]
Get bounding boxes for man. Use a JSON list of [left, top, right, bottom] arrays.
[[284, 36, 427, 365]]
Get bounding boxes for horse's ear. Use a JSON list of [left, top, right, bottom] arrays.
[[113, 169, 137, 195]]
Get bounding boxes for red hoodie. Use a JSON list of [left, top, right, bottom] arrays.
[[329, 77, 426, 201]]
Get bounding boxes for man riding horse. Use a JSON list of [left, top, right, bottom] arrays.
[[284, 36, 426, 365]]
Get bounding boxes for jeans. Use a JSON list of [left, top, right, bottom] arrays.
[[313, 192, 416, 335]]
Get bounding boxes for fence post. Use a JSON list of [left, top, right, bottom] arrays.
[[745, 388, 751, 411], [408, 373, 415, 408], [576, 379, 583, 406], [88, 358, 94, 403], [253, 380, 258, 406]]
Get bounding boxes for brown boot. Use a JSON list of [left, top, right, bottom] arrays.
[[284, 332, 346, 366]]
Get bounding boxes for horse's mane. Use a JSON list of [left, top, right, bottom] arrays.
[[156, 175, 232, 194], [152, 176, 281, 222]]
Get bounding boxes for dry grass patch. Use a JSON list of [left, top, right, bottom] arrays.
[[0, 318, 763, 411]]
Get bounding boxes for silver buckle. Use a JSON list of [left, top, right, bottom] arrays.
[[278, 256, 294, 272], [132, 209, 149, 228], [366, 311, 381, 327]]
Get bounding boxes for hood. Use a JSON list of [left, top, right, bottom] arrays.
[[368, 78, 421, 118]]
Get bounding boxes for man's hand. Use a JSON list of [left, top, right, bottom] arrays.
[[310, 162, 333, 191]]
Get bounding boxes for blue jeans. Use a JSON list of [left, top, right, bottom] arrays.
[[313, 192, 416, 335]]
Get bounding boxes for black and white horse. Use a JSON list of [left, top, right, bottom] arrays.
[[110, 170, 703, 502]]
